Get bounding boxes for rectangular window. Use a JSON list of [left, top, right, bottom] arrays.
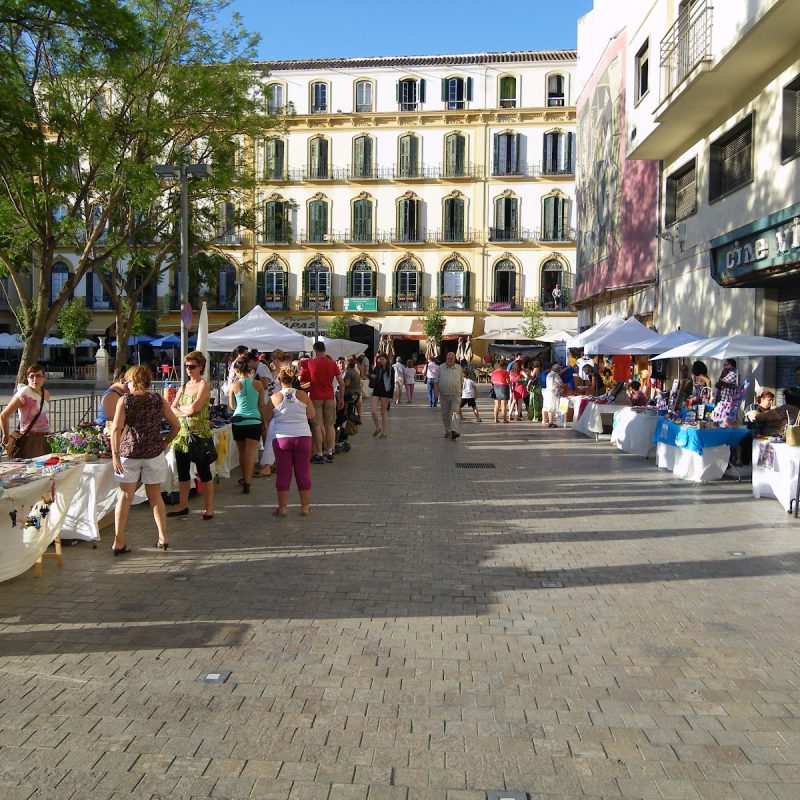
[[352, 271, 373, 297], [499, 76, 517, 108], [710, 114, 753, 201], [397, 271, 418, 298], [311, 83, 327, 114], [547, 75, 565, 107], [665, 159, 697, 225], [635, 40, 649, 103], [781, 75, 800, 162]]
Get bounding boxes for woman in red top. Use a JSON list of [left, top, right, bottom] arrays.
[[509, 364, 528, 421], [490, 362, 511, 424]]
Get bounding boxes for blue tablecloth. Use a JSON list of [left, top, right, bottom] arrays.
[[652, 419, 749, 456]]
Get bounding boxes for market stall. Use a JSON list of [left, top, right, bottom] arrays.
[[572, 401, 629, 439], [611, 407, 659, 458], [752, 440, 800, 514], [0, 459, 85, 582], [653, 418, 749, 482]]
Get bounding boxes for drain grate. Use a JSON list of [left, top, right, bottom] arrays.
[[455, 462, 496, 469]]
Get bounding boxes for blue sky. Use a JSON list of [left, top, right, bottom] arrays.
[[225, 0, 595, 61]]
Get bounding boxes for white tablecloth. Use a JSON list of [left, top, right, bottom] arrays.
[[655, 442, 731, 482], [752, 440, 800, 512], [573, 403, 628, 438], [611, 408, 659, 458], [1, 464, 85, 582]]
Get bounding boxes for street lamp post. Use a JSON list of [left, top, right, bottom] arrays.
[[155, 162, 212, 385]]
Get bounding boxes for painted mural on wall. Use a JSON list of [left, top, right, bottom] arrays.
[[575, 34, 658, 303]]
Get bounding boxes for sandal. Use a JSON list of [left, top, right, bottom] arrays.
[[301, 507, 312, 517], [272, 508, 288, 517]]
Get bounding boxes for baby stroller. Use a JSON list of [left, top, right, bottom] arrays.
[[334, 392, 360, 454]]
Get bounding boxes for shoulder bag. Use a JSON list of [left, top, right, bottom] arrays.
[[7, 391, 46, 460], [183, 417, 218, 466]]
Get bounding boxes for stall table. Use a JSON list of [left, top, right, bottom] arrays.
[[752, 440, 800, 514], [572, 402, 628, 438], [1, 463, 85, 582], [653, 419, 749, 482], [611, 407, 659, 458]]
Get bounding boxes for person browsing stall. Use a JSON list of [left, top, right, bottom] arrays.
[[228, 356, 268, 494], [1, 363, 52, 459], [303, 342, 344, 464], [626, 380, 648, 407]]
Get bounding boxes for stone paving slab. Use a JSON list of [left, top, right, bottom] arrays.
[[1, 398, 799, 799]]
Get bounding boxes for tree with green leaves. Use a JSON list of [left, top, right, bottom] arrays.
[[325, 315, 347, 340], [0, 0, 276, 380], [422, 304, 446, 346], [520, 301, 547, 340], [56, 299, 92, 371]]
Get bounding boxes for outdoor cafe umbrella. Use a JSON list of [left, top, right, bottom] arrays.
[[196, 301, 210, 381], [43, 336, 97, 348], [0, 332, 24, 348], [149, 334, 182, 348], [653, 334, 800, 361], [424, 337, 439, 361]]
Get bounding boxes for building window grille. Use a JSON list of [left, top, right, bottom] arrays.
[[709, 114, 753, 201], [665, 159, 697, 224], [493, 259, 517, 305]]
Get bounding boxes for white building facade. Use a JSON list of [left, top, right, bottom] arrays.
[[581, 0, 800, 387]]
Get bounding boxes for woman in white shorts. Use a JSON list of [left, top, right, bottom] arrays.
[[109, 366, 180, 555]]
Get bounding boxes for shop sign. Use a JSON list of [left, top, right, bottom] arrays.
[[280, 316, 324, 335], [343, 297, 377, 312], [711, 203, 800, 286], [487, 301, 513, 311]]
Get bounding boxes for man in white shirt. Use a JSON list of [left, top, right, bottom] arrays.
[[391, 356, 405, 404]]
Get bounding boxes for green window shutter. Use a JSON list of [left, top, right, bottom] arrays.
[[414, 270, 421, 302], [274, 139, 285, 177], [280, 271, 288, 305], [454, 199, 464, 240], [561, 199, 570, 235], [464, 271, 471, 308], [493, 133, 500, 174], [419, 79, 426, 104], [438, 271, 444, 304], [302, 269, 309, 296], [509, 199, 518, 233], [395, 80, 400, 103], [564, 132, 574, 172], [495, 198, 505, 231], [544, 196, 555, 236], [346, 270, 352, 297], [466, 77, 473, 102], [256, 270, 265, 305], [441, 78, 448, 102], [512, 133, 520, 173], [392, 270, 398, 307]]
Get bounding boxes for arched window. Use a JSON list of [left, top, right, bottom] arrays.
[[444, 132, 466, 177], [351, 197, 373, 243], [397, 77, 425, 111], [542, 131, 574, 175], [442, 76, 472, 110], [307, 198, 329, 244], [542, 195, 570, 241], [499, 75, 517, 108], [493, 259, 517, 307], [263, 138, 285, 180], [352, 135, 374, 179], [355, 80, 373, 112], [398, 134, 420, 178], [302, 258, 331, 311], [394, 257, 421, 310], [308, 136, 329, 179], [492, 195, 519, 242], [259, 257, 288, 310], [347, 258, 375, 298], [541, 258, 568, 310], [396, 196, 421, 243], [311, 81, 328, 113], [51, 261, 70, 302], [263, 199, 290, 244], [266, 83, 284, 115], [443, 196, 465, 243], [439, 258, 470, 311], [547, 74, 566, 106], [493, 131, 521, 176]]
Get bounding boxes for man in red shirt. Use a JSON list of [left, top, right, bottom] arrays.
[[301, 342, 344, 464]]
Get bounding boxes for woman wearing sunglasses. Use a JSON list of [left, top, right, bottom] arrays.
[[168, 351, 214, 520]]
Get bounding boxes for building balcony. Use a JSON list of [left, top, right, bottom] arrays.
[[426, 228, 481, 245], [390, 229, 425, 245], [214, 231, 253, 246], [262, 297, 288, 312], [391, 295, 423, 311], [438, 296, 470, 311], [277, 164, 486, 183], [488, 228, 537, 243], [631, 0, 800, 158], [540, 163, 575, 177], [258, 231, 293, 245], [491, 162, 539, 178], [538, 226, 577, 244], [299, 295, 332, 312]]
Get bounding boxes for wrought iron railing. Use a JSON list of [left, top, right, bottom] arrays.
[[538, 226, 577, 243], [300, 295, 332, 311], [488, 228, 537, 243], [392, 297, 423, 311], [278, 163, 486, 183], [540, 163, 575, 176], [492, 162, 539, 178], [426, 228, 480, 244], [660, 0, 713, 99], [438, 296, 470, 311], [258, 231, 293, 245], [0, 394, 102, 434]]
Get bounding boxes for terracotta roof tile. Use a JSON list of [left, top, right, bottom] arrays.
[[256, 50, 577, 72]]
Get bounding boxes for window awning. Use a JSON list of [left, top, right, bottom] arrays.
[[370, 315, 475, 339]]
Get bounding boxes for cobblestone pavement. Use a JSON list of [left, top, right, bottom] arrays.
[[1, 398, 800, 800]]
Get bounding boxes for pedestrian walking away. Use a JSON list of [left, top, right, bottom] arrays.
[[228, 357, 268, 493], [435, 351, 464, 439], [423, 356, 439, 407], [369, 353, 393, 438], [300, 342, 344, 464], [265, 366, 315, 517], [404, 359, 416, 404]]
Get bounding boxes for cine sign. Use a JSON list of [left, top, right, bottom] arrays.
[[343, 297, 377, 312]]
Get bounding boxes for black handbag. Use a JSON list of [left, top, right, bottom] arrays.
[[187, 432, 218, 465]]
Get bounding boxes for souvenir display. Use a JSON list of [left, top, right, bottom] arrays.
[[47, 424, 112, 460]]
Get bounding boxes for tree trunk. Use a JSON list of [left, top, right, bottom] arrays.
[[113, 306, 138, 376], [16, 314, 50, 385]]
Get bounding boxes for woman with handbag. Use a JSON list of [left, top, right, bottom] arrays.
[[109, 365, 180, 554], [369, 353, 393, 438], [1, 363, 52, 459], [228, 356, 267, 494], [168, 350, 215, 520]]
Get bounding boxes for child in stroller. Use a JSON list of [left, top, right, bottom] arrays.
[[334, 392, 360, 453]]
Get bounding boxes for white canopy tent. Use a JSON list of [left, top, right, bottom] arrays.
[[0, 333, 24, 349], [584, 317, 656, 355], [653, 334, 800, 361], [475, 328, 538, 342], [566, 314, 626, 350], [618, 329, 703, 356], [206, 306, 306, 352], [536, 329, 577, 344], [303, 336, 368, 360]]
